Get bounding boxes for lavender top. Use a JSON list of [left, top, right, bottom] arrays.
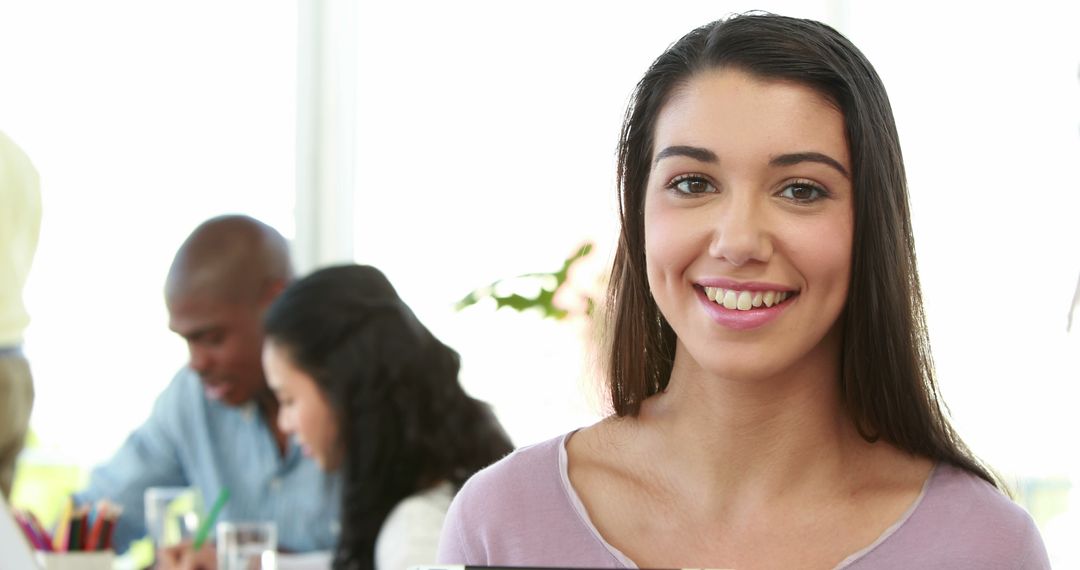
[[437, 431, 1050, 569]]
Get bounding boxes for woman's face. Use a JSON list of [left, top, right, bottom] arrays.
[[644, 68, 853, 382], [263, 341, 340, 470]]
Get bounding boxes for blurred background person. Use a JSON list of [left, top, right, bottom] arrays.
[[260, 264, 514, 570], [0, 129, 41, 500], [75, 215, 341, 556]]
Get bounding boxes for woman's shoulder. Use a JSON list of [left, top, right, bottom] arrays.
[[860, 462, 1050, 568], [920, 463, 1042, 531], [438, 429, 623, 565], [452, 431, 571, 511]]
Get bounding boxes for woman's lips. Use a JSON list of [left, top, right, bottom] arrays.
[[696, 285, 796, 330]]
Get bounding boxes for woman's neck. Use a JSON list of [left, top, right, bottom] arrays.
[[629, 336, 872, 504]]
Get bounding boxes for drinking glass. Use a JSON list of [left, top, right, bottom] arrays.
[[216, 521, 277, 570], [144, 486, 204, 549]]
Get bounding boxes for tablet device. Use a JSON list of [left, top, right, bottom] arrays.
[[408, 561, 730, 565]]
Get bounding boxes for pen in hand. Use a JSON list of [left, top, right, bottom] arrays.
[[192, 487, 230, 551]]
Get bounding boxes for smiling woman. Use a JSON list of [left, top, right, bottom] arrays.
[[435, 13, 1051, 569]]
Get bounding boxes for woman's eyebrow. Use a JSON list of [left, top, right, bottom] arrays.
[[654, 145, 718, 165], [770, 152, 850, 179], [655, 146, 849, 180]]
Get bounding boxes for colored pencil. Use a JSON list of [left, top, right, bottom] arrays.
[[25, 511, 54, 551], [85, 501, 108, 551], [192, 487, 230, 550]]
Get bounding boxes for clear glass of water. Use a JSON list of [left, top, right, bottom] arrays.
[[217, 521, 278, 570], [144, 487, 203, 549]]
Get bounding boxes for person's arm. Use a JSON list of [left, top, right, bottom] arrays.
[[157, 541, 217, 570], [74, 372, 192, 553]]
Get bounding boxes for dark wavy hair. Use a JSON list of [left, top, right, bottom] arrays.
[[263, 264, 514, 570], [605, 13, 998, 487]]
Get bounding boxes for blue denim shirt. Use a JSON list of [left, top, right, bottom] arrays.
[[75, 368, 341, 553]]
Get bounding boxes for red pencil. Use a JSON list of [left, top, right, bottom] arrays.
[[84, 502, 107, 551], [24, 510, 54, 552], [12, 510, 45, 550]]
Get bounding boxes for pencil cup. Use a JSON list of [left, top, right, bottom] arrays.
[[217, 521, 277, 570], [36, 552, 114, 570]]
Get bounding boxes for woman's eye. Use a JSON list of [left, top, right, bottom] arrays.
[[779, 182, 826, 202], [670, 176, 715, 195]]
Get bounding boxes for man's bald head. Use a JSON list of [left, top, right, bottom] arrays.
[[166, 215, 293, 306]]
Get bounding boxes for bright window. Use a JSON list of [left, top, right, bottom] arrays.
[[0, 0, 297, 464]]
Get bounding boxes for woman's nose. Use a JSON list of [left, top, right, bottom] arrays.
[[707, 194, 773, 267]]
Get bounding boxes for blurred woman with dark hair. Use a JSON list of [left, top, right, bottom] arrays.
[[262, 264, 513, 570]]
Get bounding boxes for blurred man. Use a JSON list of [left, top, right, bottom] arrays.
[[76, 215, 340, 554], [0, 130, 41, 499]]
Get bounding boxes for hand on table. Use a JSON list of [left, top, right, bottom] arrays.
[[157, 541, 217, 570]]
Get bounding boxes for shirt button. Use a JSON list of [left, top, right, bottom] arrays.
[[269, 477, 282, 491]]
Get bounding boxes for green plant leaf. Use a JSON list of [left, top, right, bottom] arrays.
[[455, 241, 594, 320]]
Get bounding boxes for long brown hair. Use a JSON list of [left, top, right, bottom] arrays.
[[605, 12, 999, 488]]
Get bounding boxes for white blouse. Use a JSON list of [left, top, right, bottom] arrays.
[[374, 481, 456, 570]]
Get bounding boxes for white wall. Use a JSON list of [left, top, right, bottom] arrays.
[[842, 2, 1080, 482]]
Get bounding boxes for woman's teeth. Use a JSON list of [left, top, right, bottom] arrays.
[[704, 287, 791, 311]]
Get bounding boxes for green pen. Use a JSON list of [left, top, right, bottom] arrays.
[[192, 487, 230, 550]]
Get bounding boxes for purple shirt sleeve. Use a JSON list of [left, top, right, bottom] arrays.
[[435, 480, 476, 563], [436, 434, 626, 566]]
